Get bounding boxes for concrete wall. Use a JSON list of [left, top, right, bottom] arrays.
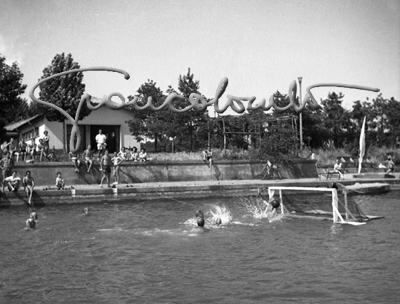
[[11, 159, 318, 186]]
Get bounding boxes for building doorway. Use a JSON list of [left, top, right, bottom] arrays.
[[91, 125, 120, 154]]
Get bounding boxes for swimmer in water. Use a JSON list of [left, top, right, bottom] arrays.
[[215, 217, 222, 226], [264, 199, 280, 219], [193, 217, 209, 233], [84, 207, 90, 215], [26, 212, 38, 229], [195, 209, 204, 219]]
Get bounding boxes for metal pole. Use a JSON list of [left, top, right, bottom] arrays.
[[298, 77, 303, 150]]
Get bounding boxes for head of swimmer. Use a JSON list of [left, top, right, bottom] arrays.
[[195, 210, 204, 219], [197, 217, 205, 227], [215, 217, 222, 225], [84, 207, 90, 215]]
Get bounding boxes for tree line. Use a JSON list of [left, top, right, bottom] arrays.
[[1, 52, 399, 160]]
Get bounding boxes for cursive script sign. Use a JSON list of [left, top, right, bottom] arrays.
[[29, 67, 379, 152]]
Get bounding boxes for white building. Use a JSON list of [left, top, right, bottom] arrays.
[[4, 107, 140, 153]]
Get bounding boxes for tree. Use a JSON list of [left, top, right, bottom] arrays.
[[321, 92, 350, 148], [0, 54, 28, 132], [176, 68, 208, 151], [127, 79, 169, 151], [383, 97, 400, 148], [36, 53, 88, 122]]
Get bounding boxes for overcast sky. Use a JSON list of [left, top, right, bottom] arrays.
[[1, 0, 399, 113]]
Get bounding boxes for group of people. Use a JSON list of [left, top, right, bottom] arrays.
[[333, 154, 396, 178], [1, 131, 51, 164]]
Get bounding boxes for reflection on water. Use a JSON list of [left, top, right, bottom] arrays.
[[0, 192, 399, 303]]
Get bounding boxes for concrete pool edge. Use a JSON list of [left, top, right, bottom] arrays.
[[1, 176, 399, 206]]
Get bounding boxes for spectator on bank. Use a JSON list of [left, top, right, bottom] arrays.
[[1, 140, 10, 156], [386, 156, 395, 174], [202, 146, 213, 170], [0, 152, 14, 192], [130, 147, 139, 161], [333, 158, 344, 179], [37, 139, 44, 161], [69, 151, 81, 173], [95, 129, 107, 159], [118, 147, 127, 161], [138, 148, 147, 162], [82, 144, 94, 173], [4, 170, 21, 192], [42, 130, 50, 157], [25, 143, 36, 163], [112, 151, 124, 184], [22, 170, 35, 205], [17, 139, 27, 162], [55, 172, 65, 190], [8, 138, 17, 161], [100, 149, 111, 188]]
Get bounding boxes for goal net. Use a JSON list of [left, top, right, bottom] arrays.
[[264, 186, 370, 225]]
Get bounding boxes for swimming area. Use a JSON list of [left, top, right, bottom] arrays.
[[1, 191, 399, 303]]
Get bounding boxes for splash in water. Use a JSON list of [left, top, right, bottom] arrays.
[[209, 204, 233, 225], [242, 197, 286, 223]]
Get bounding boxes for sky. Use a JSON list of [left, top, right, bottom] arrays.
[[1, 0, 399, 115]]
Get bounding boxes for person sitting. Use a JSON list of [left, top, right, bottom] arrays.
[[4, 171, 21, 192], [130, 147, 139, 161], [82, 144, 94, 173], [333, 159, 344, 179], [138, 148, 148, 162], [55, 172, 65, 190], [17, 139, 27, 162], [386, 156, 395, 174], [118, 147, 127, 161], [202, 147, 213, 170], [22, 170, 35, 205], [69, 151, 81, 173]]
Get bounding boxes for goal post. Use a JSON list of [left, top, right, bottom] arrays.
[[266, 186, 366, 225]]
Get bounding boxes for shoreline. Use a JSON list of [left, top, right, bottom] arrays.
[[1, 175, 399, 207]]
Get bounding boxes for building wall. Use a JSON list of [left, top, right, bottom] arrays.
[[18, 117, 64, 149], [66, 107, 139, 150], [10, 159, 319, 186]]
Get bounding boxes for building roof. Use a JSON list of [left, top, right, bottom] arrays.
[[4, 115, 42, 131]]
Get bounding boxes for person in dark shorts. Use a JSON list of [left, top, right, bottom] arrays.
[[100, 149, 111, 188], [1, 152, 14, 192], [202, 146, 213, 170]]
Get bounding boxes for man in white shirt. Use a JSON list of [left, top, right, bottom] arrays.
[[95, 129, 107, 159]]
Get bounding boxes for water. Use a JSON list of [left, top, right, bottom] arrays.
[[1, 192, 399, 304]]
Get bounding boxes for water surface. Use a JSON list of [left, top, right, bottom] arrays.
[[1, 192, 399, 303]]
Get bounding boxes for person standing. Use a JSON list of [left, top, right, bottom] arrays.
[[95, 129, 107, 159], [100, 149, 111, 188], [8, 138, 17, 161], [0, 152, 14, 192], [22, 170, 35, 205], [202, 146, 213, 170], [42, 131, 50, 160], [112, 151, 124, 184]]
